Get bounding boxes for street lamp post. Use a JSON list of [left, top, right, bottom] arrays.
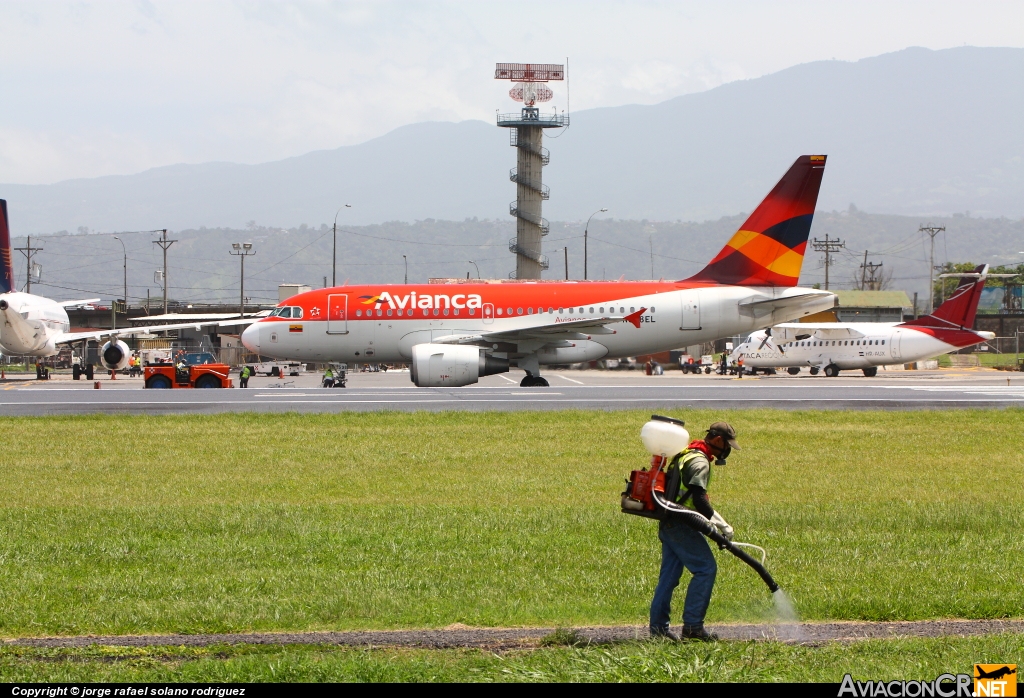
[[583, 208, 608, 281], [468, 260, 480, 279], [113, 236, 126, 330], [230, 243, 255, 318], [332, 204, 351, 287], [403, 255, 408, 284]]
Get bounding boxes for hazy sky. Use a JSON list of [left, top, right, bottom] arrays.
[[3, 0, 1023, 185]]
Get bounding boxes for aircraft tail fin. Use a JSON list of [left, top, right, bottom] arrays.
[[902, 264, 988, 330], [0, 200, 14, 294], [684, 155, 827, 287]]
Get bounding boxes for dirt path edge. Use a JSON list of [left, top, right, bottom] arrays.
[[4, 619, 1023, 649]]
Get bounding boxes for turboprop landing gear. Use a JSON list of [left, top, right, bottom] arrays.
[[824, 363, 840, 377], [862, 366, 878, 377], [787, 367, 800, 375], [809, 367, 820, 375], [520, 373, 549, 387]]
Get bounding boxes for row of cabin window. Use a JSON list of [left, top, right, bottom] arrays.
[[785, 339, 885, 347], [353, 306, 653, 318], [270, 306, 303, 318]]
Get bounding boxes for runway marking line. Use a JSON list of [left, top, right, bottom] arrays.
[[557, 375, 584, 385]]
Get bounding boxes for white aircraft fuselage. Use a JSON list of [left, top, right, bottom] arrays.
[[241, 283, 836, 366], [734, 322, 993, 371], [0, 292, 72, 356]]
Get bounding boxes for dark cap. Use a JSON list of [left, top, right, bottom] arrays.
[[707, 422, 740, 450]]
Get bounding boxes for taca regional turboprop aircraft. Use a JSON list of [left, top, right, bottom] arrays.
[[241, 155, 836, 387], [0, 200, 251, 379], [731, 265, 995, 377]]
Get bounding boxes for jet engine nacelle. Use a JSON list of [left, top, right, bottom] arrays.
[[100, 339, 131, 371], [410, 343, 509, 387]]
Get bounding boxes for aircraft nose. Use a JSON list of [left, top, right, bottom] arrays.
[[241, 323, 261, 352]]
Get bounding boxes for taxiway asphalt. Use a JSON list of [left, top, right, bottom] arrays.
[[1, 368, 1022, 415]]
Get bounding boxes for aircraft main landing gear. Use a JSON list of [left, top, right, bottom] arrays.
[[787, 367, 801, 375], [824, 363, 841, 377], [520, 373, 549, 387], [862, 367, 878, 377], [809, 367, 820, 375]]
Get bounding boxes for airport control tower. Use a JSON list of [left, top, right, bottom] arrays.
[[496, 63, 569, 279]]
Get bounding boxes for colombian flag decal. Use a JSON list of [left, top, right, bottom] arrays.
[[289, 324, 303, 333]]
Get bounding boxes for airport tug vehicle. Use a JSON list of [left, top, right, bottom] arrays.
[[143, 352, 233, 389]]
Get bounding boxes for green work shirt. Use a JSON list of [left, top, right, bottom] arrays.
[[241, 368, 250, 378]]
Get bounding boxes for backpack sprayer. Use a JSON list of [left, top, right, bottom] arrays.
[[621, 415, 780, 594]]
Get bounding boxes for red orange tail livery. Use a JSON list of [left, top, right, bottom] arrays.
[[0, 200, 15, 294], [686, 155, 827, 287]]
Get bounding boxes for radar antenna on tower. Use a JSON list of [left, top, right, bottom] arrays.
[[495, 63, 568, 279]]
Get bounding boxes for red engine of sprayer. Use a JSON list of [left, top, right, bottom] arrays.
[[621, 455, 667, 519]]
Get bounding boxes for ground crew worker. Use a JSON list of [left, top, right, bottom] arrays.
[[240, 365, 251, 388], [650, 422, 740, 642]]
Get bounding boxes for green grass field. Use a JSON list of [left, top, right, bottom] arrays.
[[0, 410, 1021, 680]]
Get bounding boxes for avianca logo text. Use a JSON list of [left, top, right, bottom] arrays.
[[362, 291, 484, 311]]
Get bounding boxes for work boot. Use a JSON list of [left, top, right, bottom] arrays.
[[649, 627, 680, 641], [679, 624, 719, 642]]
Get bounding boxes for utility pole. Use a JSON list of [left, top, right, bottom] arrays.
[[152, 229, 175, 314], [649, 236, 654, 279], [563, 246, 569, 280], [811, 235, 845, 290], [403, 255, 408, 284], [858, 251, 885, 291], [230, 243, 255, 318], [919, 225, 945, 314], [113, 236, 127, 331], [14, 236, 43, 294]]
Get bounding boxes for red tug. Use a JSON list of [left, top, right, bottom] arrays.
[[143, 352, 233, 389]]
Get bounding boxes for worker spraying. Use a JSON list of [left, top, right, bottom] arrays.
[[622, 415, 780, 642]]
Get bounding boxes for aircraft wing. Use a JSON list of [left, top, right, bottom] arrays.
[[57, 317, 257, 345], [739, 291, 835, 313], [57, 298, 102, 308], [431, 308, 646, 346], [771, 324, 866, 341]]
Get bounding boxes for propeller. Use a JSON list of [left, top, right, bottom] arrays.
[[758, 328, 774, 351]]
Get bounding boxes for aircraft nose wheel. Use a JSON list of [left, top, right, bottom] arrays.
[[520, 374, 549, 387]]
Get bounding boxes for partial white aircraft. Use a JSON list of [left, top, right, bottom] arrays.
[[731, 265, 995, 377], [0, 200, 251, 379]]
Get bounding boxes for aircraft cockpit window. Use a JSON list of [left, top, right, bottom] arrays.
[[291, 307, 303, 319], [279, 307, 292, 318]]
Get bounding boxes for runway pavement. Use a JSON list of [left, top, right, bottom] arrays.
[[1, 367, 1022, 415]]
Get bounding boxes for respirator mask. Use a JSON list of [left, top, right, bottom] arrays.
[[709, 431, 730, 465]]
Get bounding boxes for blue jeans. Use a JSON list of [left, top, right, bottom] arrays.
[[649, 518, 717, 632]]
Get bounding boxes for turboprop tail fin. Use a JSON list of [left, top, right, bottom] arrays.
[[0, 200, 14, 294], [902, 264, 988, 330], [684, 155, 827, 287]]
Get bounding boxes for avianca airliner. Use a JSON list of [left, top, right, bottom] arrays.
[[0, 200, 250, 378], [731, 265, 996, 377], [241, 155, 836, 387]]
